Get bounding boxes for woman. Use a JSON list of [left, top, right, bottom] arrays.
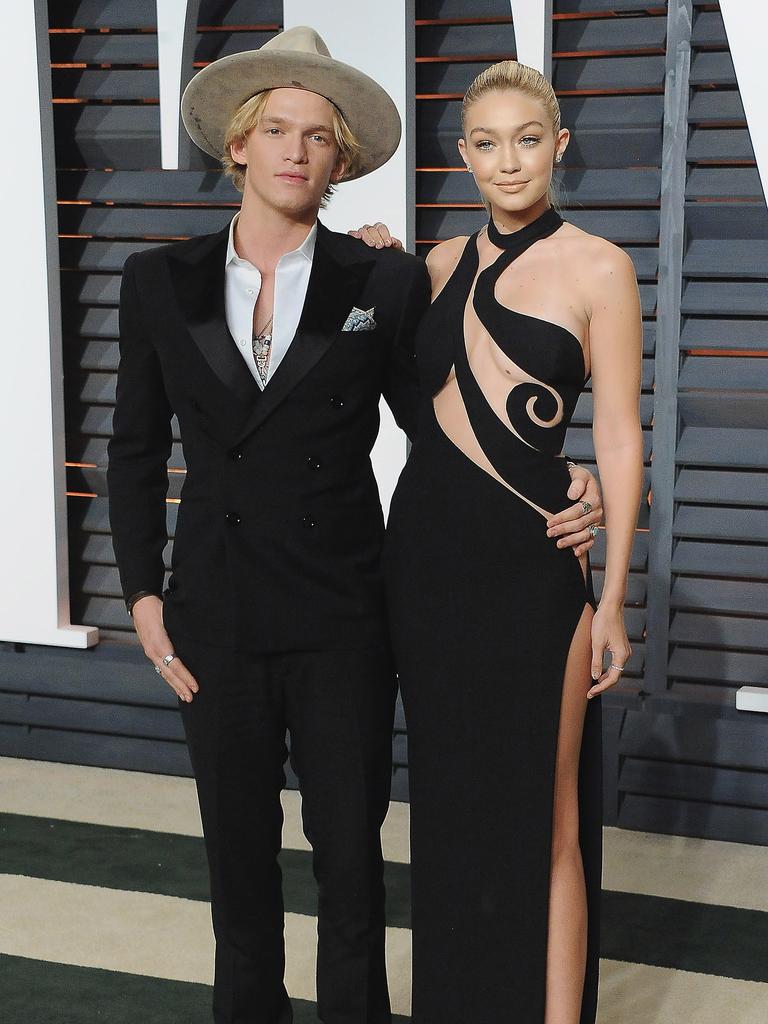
[[360, 60, 643, 1023]]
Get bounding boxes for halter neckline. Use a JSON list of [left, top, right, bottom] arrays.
[[486, 206, 562, 250]]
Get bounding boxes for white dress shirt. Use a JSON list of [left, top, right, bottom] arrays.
[[224, 212, 317, 388]]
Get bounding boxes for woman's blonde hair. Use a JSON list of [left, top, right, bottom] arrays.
[[222, 89, 362, 207], [461, 60, 563, 212]]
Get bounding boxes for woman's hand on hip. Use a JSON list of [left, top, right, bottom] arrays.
[[546, 463, 604, 556]]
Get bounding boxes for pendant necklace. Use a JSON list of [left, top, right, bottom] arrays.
[[252, 313, 274, 387]]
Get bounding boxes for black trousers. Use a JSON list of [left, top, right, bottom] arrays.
[[172, 631, 397, 1024]]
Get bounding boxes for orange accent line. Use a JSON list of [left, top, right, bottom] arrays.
[[67, 491, 97, 498], [417, 203, 485, 209], [416, 88, 662, 100], [66, 462, 97, 469], [416, 17, 511, 26], [416, 55, 515, 63], [553, 49, 665, 58], [198, 24, 280, 32], [552, 9, 665, 18], [687, 349, 768, 357], [691, 161, 756, 167]]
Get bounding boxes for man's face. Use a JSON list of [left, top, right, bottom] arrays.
[[230, 88, 345, 217]]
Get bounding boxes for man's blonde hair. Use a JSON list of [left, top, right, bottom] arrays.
[[222, 89, 362, 207]]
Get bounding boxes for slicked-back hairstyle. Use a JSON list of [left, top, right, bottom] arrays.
[[461, 60, 563, 211]]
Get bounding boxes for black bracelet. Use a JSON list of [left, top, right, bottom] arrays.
[[126, 590, 161, 616]]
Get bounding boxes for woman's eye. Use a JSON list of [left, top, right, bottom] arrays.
[[520, 136, 540, 146], [475, 140, 493, 151]]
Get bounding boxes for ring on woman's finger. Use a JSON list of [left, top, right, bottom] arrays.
[[588, 524, 598, 538], [154, 664, 162, 675], [162, 653, 176, 668], [580, 500, 593, 515], [610, 663, 624, 672]]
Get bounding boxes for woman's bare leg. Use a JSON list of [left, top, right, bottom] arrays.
[[544, 597, 594, 1024]]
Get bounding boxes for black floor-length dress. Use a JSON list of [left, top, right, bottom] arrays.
[[383, 206, 602, 1024]]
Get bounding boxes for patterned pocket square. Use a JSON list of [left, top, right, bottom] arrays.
[[342, 306, 377, 332]]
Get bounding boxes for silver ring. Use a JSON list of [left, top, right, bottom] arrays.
[[580, 500, 592, 515], [588, 524, 598, 538], [610, 663, 624, 673], [154, 664, 162, 675], [162, 653, 176, 667]]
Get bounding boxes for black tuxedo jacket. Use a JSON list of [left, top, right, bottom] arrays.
[[107, 220, 431, 652]]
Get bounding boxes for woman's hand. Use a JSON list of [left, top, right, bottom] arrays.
[[546, 463, 604, 556], [587, 601, 631, 698], [348, 223, 403, 250]]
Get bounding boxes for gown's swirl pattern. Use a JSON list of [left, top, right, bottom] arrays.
[[382, 203, 602, 1024], [428, 206, 588, 514]]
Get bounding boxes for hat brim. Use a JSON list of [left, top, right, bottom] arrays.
[[181, 50, 401, 180]]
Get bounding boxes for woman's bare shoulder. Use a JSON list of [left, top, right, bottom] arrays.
[[425, 235, 470, 285], [560, 222, 636, 280]]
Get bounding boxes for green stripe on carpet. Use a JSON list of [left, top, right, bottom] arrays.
[[601, 891, 768, 984], [0, 812, 411, 928], [0, 953, 410, 1024], [5, 812, 768, 984]]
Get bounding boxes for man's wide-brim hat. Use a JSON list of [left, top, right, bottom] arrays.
[[181, 25, 401, 180]]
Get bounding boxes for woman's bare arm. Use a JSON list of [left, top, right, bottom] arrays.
[[585, 241, 644, 696]]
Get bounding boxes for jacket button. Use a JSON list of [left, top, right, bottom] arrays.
[[191, 398, 201, 411], [301, 515, 316, 529], [330, 395, 344, 409], [306, 456, 322, 470], [225, 512, 241, 526], [229, 448, 244, 461]]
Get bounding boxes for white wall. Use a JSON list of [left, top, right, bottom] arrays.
[[0, 2, 97, 646], [284, 0, 413, 517]]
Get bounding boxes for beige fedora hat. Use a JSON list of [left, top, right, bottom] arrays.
[[181, 25, 401, 180]]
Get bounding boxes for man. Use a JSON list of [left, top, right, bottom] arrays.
[[107, 26, 603, 1024]]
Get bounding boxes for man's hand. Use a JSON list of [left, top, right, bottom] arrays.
[[546, 463, 604, 557], [132, 595, 199, 702], [348, 222, 404, 250]]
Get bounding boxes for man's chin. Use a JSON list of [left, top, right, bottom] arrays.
[[267, 190, 324, 218]]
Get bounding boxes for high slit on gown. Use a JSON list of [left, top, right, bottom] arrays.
[[382, 206, 602, 1023]]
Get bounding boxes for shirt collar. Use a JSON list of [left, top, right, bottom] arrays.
[[226, 211, 317, 269]]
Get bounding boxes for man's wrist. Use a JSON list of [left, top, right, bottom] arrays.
[[126, 590, 161, 616]]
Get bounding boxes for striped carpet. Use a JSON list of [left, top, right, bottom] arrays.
[[1, 756, 767, 1023]]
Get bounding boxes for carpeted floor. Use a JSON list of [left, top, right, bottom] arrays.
[[1, 756, 767, 1023]]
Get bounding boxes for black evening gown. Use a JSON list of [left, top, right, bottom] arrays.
[[383, 206, 602, 1023]]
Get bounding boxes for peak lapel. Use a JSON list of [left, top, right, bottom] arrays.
[[167, 226, 260, 407], [233, 225, 375, 443]]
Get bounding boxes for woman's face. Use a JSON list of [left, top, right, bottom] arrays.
[[458, 89, 568, 216]]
